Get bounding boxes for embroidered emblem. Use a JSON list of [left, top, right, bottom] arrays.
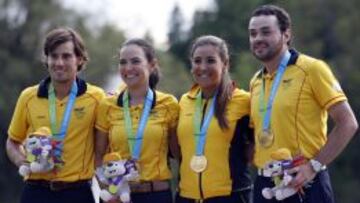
[[74, 107, 85, 119], [282, 78, 293, 89]]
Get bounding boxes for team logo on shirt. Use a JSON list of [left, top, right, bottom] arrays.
[[282, 78, 293, 89], [74, 107, 85, 119]]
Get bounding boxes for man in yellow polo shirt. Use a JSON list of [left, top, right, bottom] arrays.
[[248, 5, 358, 203], [6, 27, 104, 203]]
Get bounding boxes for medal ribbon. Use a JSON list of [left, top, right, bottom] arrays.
[[193, 90, 217, 156], [123, 88, 154, 160], [259, 51, 291, 132], [48, 81, 78, 166]]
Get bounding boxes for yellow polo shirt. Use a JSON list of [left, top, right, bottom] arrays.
[[8, 77, 105, 181], [95, 90, 179, 181], [250, 50, 347, 168], [177, 85, 250, 199]]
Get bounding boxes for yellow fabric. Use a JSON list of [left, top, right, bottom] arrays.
[[32, 126, 52, 137], [250, 53, 347, 168], [95, 90, 179, 181], [103, 152, 122, 163], [8, 83, 105, 181], [177, 85, 250, 199], [270, 148, 292, 160]]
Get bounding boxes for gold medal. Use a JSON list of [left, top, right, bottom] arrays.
[[109, 184, 118, 194], [258, 130, 274, 148], [190, 155, 207, 173], [27, 154, 36, 162]]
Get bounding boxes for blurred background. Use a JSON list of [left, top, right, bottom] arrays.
[[0, 0, 359, 202]]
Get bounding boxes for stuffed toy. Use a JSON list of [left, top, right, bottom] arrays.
[[97, 152, 139, 203], [19, 127, 54, 177], [261, 148, 305, 201]]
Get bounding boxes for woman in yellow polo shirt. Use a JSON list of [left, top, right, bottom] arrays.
[[176, 35, 254, 203], [95, 38, 179, 203]]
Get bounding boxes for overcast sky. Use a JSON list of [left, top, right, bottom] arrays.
[[62, 0, 213, 46]]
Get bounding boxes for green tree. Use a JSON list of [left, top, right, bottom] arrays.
[[0, 1, 125, 202], [168, 0, 360, 202]]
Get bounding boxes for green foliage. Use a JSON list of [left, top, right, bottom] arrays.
[[157, 50, 193, 98], [0, 1, 125, 202], [168, 0, 360, 202]]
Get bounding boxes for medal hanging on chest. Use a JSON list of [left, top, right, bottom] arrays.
[[48, 81, 78, 169], [190, 90, 217, 173], [123, 88, 154, 175], [258, 51, 291, 148]]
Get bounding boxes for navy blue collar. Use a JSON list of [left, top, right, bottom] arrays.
[[37, 77, 87, 98], [117, 89, 156, 109], [257, 49, 300, 78]]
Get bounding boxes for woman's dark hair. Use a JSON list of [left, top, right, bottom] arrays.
[[121, 38, 160, 89], [190, 35, 234, 130]]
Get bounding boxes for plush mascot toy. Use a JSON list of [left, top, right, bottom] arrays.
[[97, 152, 139, 203], [261, 148, 305, 201], [19, 127, 54, 177]]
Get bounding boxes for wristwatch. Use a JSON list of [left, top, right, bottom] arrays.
[[309, 159, 323, 173]]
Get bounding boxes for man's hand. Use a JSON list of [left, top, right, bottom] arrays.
[[288, 162, 316, 189]]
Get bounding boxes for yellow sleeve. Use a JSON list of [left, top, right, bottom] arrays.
[[308, 60, 347, 109], [249, 71, 261, 128], [95, 97, 111, 133], [228, 89, 250, 121], [166, 95, 180, 129], [8, 89, 31, 142]]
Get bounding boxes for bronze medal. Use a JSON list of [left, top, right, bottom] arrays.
[[258, 130, 274, 148], [190, 155, 207, 173]]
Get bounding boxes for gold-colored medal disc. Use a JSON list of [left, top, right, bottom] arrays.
[[109, 184, 118, 194], [258, 130, 274, 148], [190, 155, 207, 173]]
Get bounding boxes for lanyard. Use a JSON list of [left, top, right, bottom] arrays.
[[259, 51, 291, 131], [193, 90, 217, 156], [48, 80, 78, 164], [123, 88, 154, 160]]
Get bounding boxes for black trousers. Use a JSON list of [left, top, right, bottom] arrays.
[[131, 189, 173, 203], [20, 181, 95, 203]]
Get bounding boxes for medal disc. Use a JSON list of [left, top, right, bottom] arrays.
[[109, 184, 118, 194], [258, 130, 274, 148], [190, 155, 207, 173], [27, 154, 36, 162]]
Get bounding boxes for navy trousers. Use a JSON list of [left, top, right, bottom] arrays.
[[20, 181, 95, 203], [232, 188, 252, 203], [131, 189, 173, 203], [252, 170, 335, 203]]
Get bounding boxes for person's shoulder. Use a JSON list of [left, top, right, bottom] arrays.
[[232, 88, 250, 102], [19, 84, 40, 100], [295, 53, 329, 72], [155, 90, 179, 106], [85, 83, 106, 101]]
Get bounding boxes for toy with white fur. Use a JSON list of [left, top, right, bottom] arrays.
[[97, 152, 139, 203], [19, 127, 54, 177], [261, 148, 300, 201]]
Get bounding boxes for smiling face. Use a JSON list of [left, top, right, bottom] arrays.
[[191, 44, 227, 92], [47, 41, 81, 84], [118, 44, 154, 89], [248, 15, 290, 62]]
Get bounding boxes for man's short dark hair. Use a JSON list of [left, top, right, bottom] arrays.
[[251, 4, 291, 33], [43, 27, 89, 71]]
